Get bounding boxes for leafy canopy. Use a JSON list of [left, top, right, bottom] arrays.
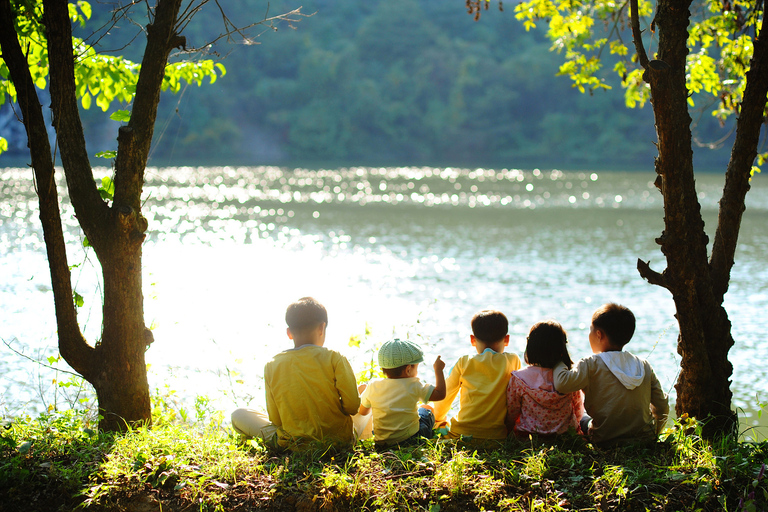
[[498, 0, 765, 167], [0, 0, 226, 155]]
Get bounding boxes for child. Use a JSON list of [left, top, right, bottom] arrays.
[[358, 338, 446, 446], [506, 320, 585, 437], [432, 309, 522, 440], [231, 297, 362, 450], [553, 303, 669, 446]]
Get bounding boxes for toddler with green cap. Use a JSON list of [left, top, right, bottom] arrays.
[[358, 338, 446, 446]]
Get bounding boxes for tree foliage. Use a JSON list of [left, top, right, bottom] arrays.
[[0, 0, 224, 155], [506, 0, 767, 169]]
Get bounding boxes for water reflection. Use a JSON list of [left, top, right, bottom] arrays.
[[1, 166, 767, 436]]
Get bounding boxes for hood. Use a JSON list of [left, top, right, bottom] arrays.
[[512, 366, 572, 410], [514, 366, 555, 392], [597, 352, 646, 390]]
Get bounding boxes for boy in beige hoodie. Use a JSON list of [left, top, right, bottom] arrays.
[[553, 303, 669, 445]]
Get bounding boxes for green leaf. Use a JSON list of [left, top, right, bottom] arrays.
[[82, 236, 90, 247], [109, 109, 131, 122], [98, 176, 115, 200], [0, 137, 7, 154], [95, 150, 117, 159], [73, 291, 84, 308], [77, 0, 92, 19]]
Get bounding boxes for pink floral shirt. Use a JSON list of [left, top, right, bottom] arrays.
[[506, 366, 585, 436]]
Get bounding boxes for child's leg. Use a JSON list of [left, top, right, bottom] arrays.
[[579, 414, 592, 436], [353, 411, 373, 440], [418, 406, 435, 439], [231, 408, 278, 440]]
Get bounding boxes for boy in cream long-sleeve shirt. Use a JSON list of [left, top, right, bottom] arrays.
[[433, 310, 522, 440], [553, 303, 669, 446]]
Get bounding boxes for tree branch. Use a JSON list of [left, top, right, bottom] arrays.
[[114, 0, 184, 211], [44, 0, 109, 251], [637, 258, 669, 289], [709, 20, 768, 303], [177, 3, 309, 52], [630, 0, 650, 69]]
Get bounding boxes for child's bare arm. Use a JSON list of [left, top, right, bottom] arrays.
[[429, 356, 446, 401], [358, 383, 371, 415]]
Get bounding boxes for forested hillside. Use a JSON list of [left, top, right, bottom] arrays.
[[1, 0, 732, 169]]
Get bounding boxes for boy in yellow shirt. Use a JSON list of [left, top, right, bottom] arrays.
[[231, 297, 362, 450], [433, 309, 522, 440]]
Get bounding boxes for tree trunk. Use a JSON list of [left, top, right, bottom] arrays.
[[635, 0, 768, 437], [0, 0, 96, 378], [2, 0, 184, 431]]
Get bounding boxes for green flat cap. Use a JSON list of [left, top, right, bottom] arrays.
[[378, 338, 424, 369]]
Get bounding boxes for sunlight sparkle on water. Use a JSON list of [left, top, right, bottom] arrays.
[[2, 166, 768, 427]]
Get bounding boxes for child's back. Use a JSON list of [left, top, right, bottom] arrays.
[[507, 321, 584, 436], [231, 297, 361, 451], [266, 344, 360, 447], [359, 338, 446, 446], [554, 351, 666, 444], [553, 303, 668, 445], [433, 310, 522, 440]]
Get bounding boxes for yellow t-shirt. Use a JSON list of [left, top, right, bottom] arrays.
[[265, 345, 360, 449], [360, 377, 434, 444], [432, 350, 522, 439]]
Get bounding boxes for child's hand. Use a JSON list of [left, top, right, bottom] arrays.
[[430, 356, 447, 402]]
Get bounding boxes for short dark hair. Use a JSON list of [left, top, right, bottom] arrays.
[[525, 320, 573, 369], [382, 365, 408, 378], [592, 303, 635, 347], [285, 297, 328, 332], [471, 309, 508, 344]]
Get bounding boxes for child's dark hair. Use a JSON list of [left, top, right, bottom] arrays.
[[285, 297, 328, 332], [591, 303, 635, 347], [382, 365, 408, 378], [525, 320, 573, 369], [471, 309, 508, 344]]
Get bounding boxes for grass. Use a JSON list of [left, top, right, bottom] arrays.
[[1, 407, 767, 512]]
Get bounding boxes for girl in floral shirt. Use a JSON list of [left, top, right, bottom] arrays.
[[506, 321, 584, 437]]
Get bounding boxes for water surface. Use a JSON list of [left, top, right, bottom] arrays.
[[2, 166, 766, 435]]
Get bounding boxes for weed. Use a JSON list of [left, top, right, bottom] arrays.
[[432, 447, 483, 495]]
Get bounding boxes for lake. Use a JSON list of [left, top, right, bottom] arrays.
[[2, 165, 767, 436]]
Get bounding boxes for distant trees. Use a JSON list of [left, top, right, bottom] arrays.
[[2, 0, 680, 168], [494, 0, 768, 436]]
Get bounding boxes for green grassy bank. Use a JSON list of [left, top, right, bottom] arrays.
[[1, 407, 766, 512]]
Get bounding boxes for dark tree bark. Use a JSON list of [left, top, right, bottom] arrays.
[[0, 0, 185, 431], [632, 0, 768, 437]]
